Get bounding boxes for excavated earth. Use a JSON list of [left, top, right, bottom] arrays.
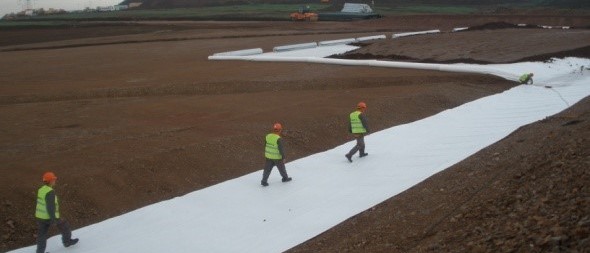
[[1, 15, 589, 252]]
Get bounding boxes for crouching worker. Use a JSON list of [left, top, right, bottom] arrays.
[[519, 72, 534, 85], [36, 172, 79, 253]]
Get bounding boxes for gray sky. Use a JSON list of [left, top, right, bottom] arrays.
[[1, 0, 122, 17]]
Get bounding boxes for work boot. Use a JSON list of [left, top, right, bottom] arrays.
[[261, 181, 269, 187], [360, 153, 368, 158], [345, 154, 353, 162], [64, 238, 79, 247], [282, 177, 292, 182]]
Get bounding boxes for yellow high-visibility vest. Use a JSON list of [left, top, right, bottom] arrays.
[[350, 111, 367, 134], [265, 133, 282, 159], [519, 74, 530, 83], [35, 185, 60, 220]]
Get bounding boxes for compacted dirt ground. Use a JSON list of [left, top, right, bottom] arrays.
[[1, 15, 589, 252]]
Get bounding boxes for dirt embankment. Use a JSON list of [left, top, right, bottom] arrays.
[[338, 25, 590, 64]]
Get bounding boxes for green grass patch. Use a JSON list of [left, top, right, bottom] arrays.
[[0, 20, 75, 28], [376, 5, 478, 15], [3, 4, 328, 22]]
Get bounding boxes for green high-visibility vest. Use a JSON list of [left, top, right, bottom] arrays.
[[35, 185, 60, 220], [265, 133, 282, 160], [350, 111, 367, 134], [519, 74, 529, 83]]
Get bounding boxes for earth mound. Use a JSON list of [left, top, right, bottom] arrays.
[[335, 23, 590, 64]]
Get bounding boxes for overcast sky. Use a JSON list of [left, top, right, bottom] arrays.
[[1, 0, 122, 16]]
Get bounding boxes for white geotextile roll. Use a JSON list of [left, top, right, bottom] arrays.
[[356, 35, 386, 42], [208, 55, 512, 80], [318, 38, 357, 46], [273, 42, 318, 52], [392, 30, 440, 38], [452, 27, 468, 32], [212, 48, 263, 57]]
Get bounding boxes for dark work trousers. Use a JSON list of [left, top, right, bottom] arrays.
[[261, 159, 289, 183], [36, 219, 72, 253], [347, 134, 366, 157]]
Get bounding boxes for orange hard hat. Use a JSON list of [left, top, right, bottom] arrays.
[[357, 102, 367, 109], [273, 123, 283, 132], [42, 172, 57, 183]]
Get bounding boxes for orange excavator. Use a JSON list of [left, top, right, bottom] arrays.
[[290, 6, 318, 21]]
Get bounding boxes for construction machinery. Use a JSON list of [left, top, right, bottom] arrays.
[[290, 6, 318, 21]]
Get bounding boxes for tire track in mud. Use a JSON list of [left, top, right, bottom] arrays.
[[0, 30, 383, 52], [0, 75, 493, 105], [0, 82, 283, 105]]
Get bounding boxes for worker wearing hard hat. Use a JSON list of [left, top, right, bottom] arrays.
[[261, 123, 292, 186], [519, 72, 534, 84], [346, 102, 370, 162], [35, 172, 79, 253]]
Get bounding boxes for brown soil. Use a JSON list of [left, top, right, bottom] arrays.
[[1, 15, 589, 252], [340, 27, 590, 64]]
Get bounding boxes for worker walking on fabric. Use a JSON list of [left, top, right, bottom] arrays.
[[261, 123, 292, 186], [36, 172, 78, 253], [346, 102, 370, 163], [519, 72, 534, 85]]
